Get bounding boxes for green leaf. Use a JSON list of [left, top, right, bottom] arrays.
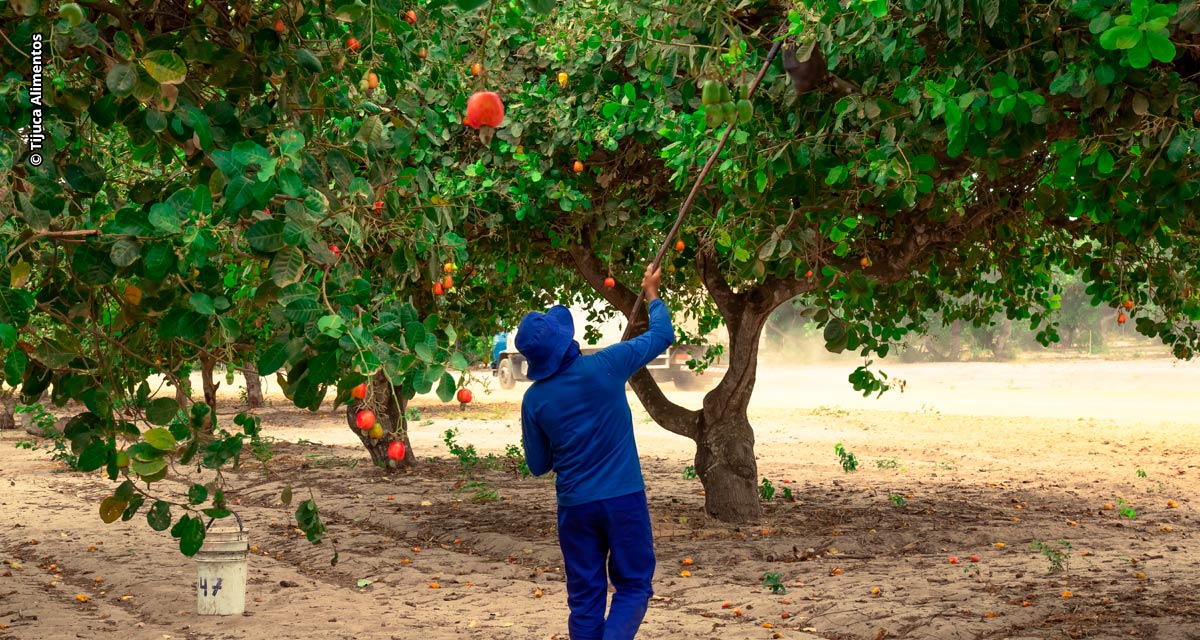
[[1127, 40, 1152, 68], [1144, 30, 1176, 63], [258, 342, 291, 375], [449, 351, 470, 371], [414, 342, 434, 363], [64, 159, 106, 194], [113, 31, 133, 58], [0, 324, 16, 349], [148, 202, 183, 233], [130, 456, 166, 477], [143, 426, 178, 450], [246, 219, 286, 253], [231, 141, 278, 182], [1099, 25, 1142, 50], [4, 345, 25, 381], [141, 50, 187, 84], [436, 372, 456, 402], [172, 515, 206, 557], [271, 247, 305, 286], [1167, 132, 1192, 162], [982, 0, 999, 27], [78, 440, 109, 472], [109, 237, 139, 267], [454, 0, 488, 8], [188, 483, 208, 505], [157, 309, 208, 340], [105, 63, 137, 96], [147, 501, 172, 531], [189, 293, 215, 315], [0, 288, 35, 327], [145, 398, 181, 426], [295, 49, 324, 73], [72, 245, 117, 285], [122, 494, 145, 522], [527, 0, 556, 14]]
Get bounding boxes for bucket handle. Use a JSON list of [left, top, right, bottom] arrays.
[[205, 509, 247, 554], [205, 510, 245, 534]]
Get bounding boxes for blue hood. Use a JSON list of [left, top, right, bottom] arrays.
[[515, 305, 577, 380]]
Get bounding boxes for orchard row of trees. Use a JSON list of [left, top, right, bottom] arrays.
[[2, 0, 1200, 553]]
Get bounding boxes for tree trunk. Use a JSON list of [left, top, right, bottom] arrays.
[[0, 405, 13, 430], [947, 320, 963, 360], [693, 303, 766, 522], [200, 355, 220, 411], [243, 369, 264, 408], [346, 371, 414, 471]]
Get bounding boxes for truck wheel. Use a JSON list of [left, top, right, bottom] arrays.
[[497, 359, 517, 389]]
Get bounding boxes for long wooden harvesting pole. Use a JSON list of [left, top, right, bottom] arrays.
[[621, 38, 786, 341]]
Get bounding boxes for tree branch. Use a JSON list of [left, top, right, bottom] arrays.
[[696, 244, 740, 321]]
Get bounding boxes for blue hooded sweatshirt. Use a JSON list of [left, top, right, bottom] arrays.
[[520, 299, 675, 507]]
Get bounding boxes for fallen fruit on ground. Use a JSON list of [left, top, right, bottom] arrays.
[[949, 556, 959, 564], [429, 582, 440, 589], [1167, 499, 1179, 508], [970, 555, 980, 563], [721, 601, 731, 609], [1103, 503, 1114, 510], [871, 587, 881, 595], [1062, 590, 1073, 598], [679, 570, 691, 577], [830, 567, 843, 575], [994, 542, 1006, 547], [76, 594, 89, 602], [355, 410, 376, 430], [1022, 600, 1031, 607], [681, 558, 693, 566]]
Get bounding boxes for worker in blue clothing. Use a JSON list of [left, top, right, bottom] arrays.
[[516, 264, 674, 640]]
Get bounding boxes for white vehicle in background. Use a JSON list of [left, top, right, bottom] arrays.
[[493, 302, 727, 391]]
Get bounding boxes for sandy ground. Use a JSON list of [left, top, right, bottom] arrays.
[[2, 357, 1199, 640]]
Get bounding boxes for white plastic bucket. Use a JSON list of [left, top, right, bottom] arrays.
[[195, 515, 249, 615]]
